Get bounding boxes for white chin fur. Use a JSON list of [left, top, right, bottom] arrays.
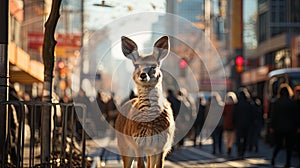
[[138, 77, 150, 82]]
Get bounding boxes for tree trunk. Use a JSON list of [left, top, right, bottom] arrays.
[[41, 0, 62, 166]]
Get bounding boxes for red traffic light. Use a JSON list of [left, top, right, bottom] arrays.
[[179, 58, 187, 69], [57, 61, 65, 69], [235, 56, 244, 66]]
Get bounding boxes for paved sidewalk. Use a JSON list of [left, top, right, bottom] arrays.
[[86, 137, 299, 168], [85, 137, 181, 168]]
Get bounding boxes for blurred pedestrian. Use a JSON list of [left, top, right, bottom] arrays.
[[223, 92, 237, 156], [293, 86, 300, 167], [270, 84, 299, 168], [193, 97, 206, 147], [96, 91, 108, 119], [233, 88, 255, 158], [167, 89, 182, 149], [75, 89, 91, 141], [95, 91, 109, 136], [176, 89, 195, 147], [106, 92, 119, 128], [208, 94, 224, 155], [167, 89, 180, 120], [248, 98, 264, 153], [8, 86, 23, 165]]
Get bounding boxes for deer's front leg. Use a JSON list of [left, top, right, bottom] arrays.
[[137, 157, 146, 168], [121, 156, 134, 168], [148, 152, 164, 168]]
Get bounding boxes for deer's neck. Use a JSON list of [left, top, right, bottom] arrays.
[[137, 84, 166, 111]]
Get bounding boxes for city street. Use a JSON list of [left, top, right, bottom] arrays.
[[2, 0, 300, 167], [86, 137, 299, 168]]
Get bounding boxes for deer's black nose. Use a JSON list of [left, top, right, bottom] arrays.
[[140, 73, 147, 80]]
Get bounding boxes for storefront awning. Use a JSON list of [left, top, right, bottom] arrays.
[[9, 42, 44, 84], [241, 66, 271, 85]]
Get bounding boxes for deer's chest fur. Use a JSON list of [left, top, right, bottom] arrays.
[[119, 95, 174, 152]]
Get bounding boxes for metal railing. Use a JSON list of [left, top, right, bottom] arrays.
[[0, 101, 89, 168]]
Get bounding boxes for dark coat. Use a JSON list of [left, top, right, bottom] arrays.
[[270, 97, 298, 133], [167, 93, 180, 119], [233, 96, 255, 131]]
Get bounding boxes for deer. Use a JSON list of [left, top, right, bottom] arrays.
[[115, 36, 175, 168]]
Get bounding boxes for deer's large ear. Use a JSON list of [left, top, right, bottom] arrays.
[[121, 36, 138, 61], [153, 36, 170, 62]]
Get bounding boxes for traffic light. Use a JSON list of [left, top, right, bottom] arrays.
[[179, 58, 187, 69], [235, 55, 244, 73], [57, 61, 65, 69], [179, 58, 187, 77], [57, 61, 67, 79]]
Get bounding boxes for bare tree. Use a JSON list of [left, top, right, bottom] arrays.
[[41, 0, 62, 166]]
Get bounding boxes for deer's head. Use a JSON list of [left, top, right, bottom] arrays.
[[121, 36, 170, 87]]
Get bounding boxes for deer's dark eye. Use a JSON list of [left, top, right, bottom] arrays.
[[150, 66, 156, 71], [149, 67, 156, 73], [148, 67, 157, 77]]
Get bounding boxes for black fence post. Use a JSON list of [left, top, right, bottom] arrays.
[[0, 0, 9, 167]]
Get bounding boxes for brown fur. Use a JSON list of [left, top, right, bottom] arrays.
[[115, 36, 175, 168]]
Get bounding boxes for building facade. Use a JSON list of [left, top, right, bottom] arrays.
[[9, 0, 49, 97], [164, 0, 230, 91], [241, 0, 300, 98]]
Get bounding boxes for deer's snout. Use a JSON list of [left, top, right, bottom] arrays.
[[139, 72, 148, 81]]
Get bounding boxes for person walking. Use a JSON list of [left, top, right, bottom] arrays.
[[293, 87, 300, 168], [193, 97, 206, 147], [270, 84, 299, 168], [75, 89, 91, 141], [106, 92, 119, 128], [208, 94, 224, 155], [106, 92, 119, 139], [177, 89, 196, 147], [248, 98, 264, 153], [222, 92, 237, 156], [167, 89, 180, 120], [167, 89, 181, 149], [96, 91, 108, 119], [233, 88, 255, 159], [96, 91, 109, 135]]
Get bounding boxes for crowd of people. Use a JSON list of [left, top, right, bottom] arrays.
[[7, 83, 299, 167], [114, 86, 299, 168], [189, 85, 300, 168]]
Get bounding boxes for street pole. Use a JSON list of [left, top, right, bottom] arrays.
[[0, 0, 9, 165], [230, 0, 243, 90]]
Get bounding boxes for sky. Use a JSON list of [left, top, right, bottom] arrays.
[[69, 0, 259, 96], [243, 0, 258, 53], [84, 0, 167, 60], [84, 0, 166, 29], [243, 0, 257, 21]]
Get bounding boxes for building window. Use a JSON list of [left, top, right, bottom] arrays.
[[258, 0, 267, 5], [271, 11, 276, 22], [265, 51, 276, 67], [291, 0, 300, 22], [279, 7, 286, 22], [258, 12, 267, 43]]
